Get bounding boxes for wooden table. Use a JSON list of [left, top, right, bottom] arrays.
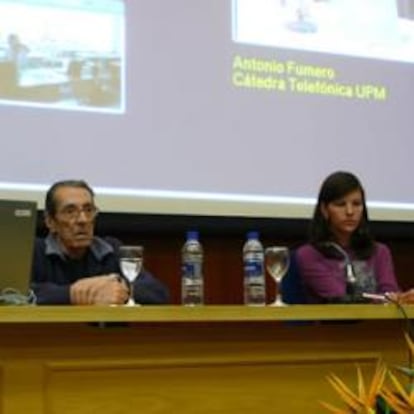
[[0, 304, 412, 413]]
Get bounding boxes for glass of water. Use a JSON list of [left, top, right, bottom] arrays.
[[119, 245, 144, 306], [265, 246, 290, 306]]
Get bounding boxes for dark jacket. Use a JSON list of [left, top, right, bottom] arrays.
[[31, 235, 169, 305]]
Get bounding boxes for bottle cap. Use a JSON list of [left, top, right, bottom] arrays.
[[187, 230, 199, 241], [247, 231, 259, 240]]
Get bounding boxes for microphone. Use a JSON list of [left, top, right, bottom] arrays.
[[323, 241, 356, 286]]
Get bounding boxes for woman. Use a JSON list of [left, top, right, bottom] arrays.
[[296, 171, 400, 303]]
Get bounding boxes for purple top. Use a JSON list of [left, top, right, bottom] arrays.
[[296, 242, 400, 303]]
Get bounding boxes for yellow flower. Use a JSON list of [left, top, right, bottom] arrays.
[[320, 361, 386, 413]]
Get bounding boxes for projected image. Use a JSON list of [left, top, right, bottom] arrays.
[[0, 0, 124, 113], [233, 0, 414, 63]]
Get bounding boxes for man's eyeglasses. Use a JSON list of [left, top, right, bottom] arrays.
[[57, 205, 98, 221]]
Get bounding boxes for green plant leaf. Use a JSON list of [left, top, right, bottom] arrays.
[[393, 364, 414, 378]]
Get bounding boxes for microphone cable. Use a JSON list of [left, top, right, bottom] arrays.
[[0, 287, 36, 305], [385, 293, 414, 376]]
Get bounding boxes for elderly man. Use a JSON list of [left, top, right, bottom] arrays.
[[31, 180, 169, 305]]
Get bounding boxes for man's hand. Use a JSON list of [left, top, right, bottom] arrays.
[[70, 274, 129, 305]]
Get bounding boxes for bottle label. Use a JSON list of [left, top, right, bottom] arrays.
[[182, 262, 202, 283], [182, 261, 203, 305], [243, 257, 266, 305], [244, 256, 264, 282]]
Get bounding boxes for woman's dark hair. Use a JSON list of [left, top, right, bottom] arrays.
[[45, 179, 95, 217], [309, 171, 374, 259]]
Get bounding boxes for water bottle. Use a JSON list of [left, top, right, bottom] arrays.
[[181, 231, 204, 305], [243, 231, 266, 306]]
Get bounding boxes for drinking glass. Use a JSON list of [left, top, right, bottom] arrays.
[[265, 246, 290, 306], [119, 245, 144, 306]]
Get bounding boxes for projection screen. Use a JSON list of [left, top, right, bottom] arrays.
[[1, 0, 414, 221]]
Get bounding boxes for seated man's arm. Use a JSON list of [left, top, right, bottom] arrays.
[[106, 237, 170, 305], [31, 239, 72, 304], [33, 275, 129, 305], [31, 238, 129, 305], [32, 281, 72, 305], [133, 270, 170, 304], [70, 274, 129, 305]]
